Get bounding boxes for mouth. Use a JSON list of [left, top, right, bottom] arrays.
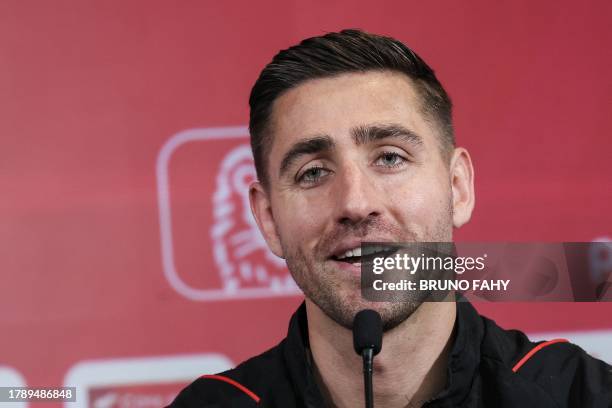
[[329, 244, 400, 266]]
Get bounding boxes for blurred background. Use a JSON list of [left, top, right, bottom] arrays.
[[1, 1, 610, 407]]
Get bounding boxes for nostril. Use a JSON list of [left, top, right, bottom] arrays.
[[338, 212, 380, 227], [339, 217, 354, 226]]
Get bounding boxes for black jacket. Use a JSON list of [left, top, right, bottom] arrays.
[[169, 301, 612, 407]]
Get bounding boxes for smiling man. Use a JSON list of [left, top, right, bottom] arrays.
[[170, 29, 611, 408]]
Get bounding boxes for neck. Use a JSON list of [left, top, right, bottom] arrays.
[[306, 299, 456, 408]]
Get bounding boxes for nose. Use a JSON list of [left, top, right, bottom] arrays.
[[332, 163, 383, 226]]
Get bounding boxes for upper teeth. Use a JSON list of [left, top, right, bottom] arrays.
[[336, 246, 388, 259]]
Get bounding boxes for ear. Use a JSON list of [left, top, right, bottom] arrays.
[[449, 147, 475, 228], [249, 181, 284, 258]]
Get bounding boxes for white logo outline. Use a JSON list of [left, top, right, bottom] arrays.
[[63, 353, 233, 408], [156, 126, 301, 301]]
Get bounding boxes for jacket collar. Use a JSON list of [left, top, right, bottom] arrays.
[[282, 301, 326, 407], [282, 298, 484, 407]]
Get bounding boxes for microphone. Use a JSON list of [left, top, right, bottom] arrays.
[[353, 309, 383, 408]]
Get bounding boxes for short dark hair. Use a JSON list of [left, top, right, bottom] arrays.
[[249, 29, 454, 187]]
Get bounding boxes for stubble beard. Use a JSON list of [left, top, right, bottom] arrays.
[[282, 196, 454, 332]]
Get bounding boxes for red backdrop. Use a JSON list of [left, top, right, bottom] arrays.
[[1, 1, 610, 407]]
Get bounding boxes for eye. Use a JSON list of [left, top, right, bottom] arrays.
[[375, 151, 407, 168], [297, 166, 330, 185]]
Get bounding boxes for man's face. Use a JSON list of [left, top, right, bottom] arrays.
[[250, 71, 474, 330]]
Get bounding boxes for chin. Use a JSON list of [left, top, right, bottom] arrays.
[[320, 289, 422, 332]]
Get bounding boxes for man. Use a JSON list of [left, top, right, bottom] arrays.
[[170, 29, 611, 407]]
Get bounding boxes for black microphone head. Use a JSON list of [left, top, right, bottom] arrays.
[[352, 309, 383, 356]]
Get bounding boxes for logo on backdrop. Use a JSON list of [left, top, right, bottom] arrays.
[[212, 144, 296, 292], [63, 353, 233, 408], [0, 365, 27, 408], [156, 127, 300, 301]]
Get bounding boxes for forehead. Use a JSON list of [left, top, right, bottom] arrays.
[[268, 71, 436, 158]]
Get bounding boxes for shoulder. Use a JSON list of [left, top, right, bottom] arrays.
[[479, 314, 612, 407], [167, 340, 293, 407]]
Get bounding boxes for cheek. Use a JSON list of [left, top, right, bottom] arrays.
[[387, 171, 450, 226], [274, 194, 329, 246], [388, 186, 429, 221]]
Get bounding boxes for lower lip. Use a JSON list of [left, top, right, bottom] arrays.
[[329, 259, 362, 277]]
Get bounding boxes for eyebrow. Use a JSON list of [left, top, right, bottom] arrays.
[[351, 123, 424, 147], [279, 136, 335, 177], [278, 123, 423, 178]]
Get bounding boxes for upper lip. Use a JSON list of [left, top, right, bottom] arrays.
[[328, 237, 397, 259]]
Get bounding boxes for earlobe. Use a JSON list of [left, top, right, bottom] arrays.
[[248, 181, 285, 259], [449, 148, 475, 228]]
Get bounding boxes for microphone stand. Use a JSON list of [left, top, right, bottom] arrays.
[[362, 347, 374, 408]]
